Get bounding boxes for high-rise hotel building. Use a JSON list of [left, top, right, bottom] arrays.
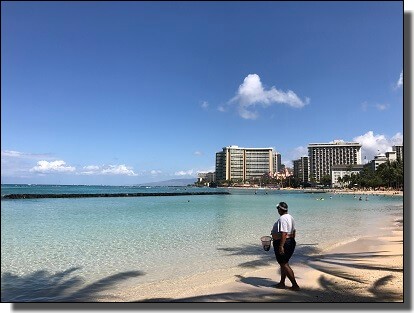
[[293, 156, 309, 184], [392, 144, 403, 162], [274, 153, 282, 173], [308, 142, 362, 182], [216, 146, 275, 182]]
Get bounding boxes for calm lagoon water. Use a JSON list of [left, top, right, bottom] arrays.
[[1, 185, 403, 301]]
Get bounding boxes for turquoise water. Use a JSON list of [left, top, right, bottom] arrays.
[[1, 185, 403, 301], [0, 184, 215, 196]]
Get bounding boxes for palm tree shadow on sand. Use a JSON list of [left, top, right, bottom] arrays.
[[137, 275, 402, 302], [137, 242, 403, 302], [1, 267, 144, 302]]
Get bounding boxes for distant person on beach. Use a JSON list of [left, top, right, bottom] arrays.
[[271, 202, 300, 291]]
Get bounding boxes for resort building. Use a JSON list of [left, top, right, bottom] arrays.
[[385, 151, 397, 162], [331, 164, 364, 188], [215, 145, 275, 182], [274, 153, 282, 173], [274, 167, 293, 182], [392, 144, 403, 162], [308, 141, 362, 183], [293, 156, 309, 185], [197, 172, 216, 184], [367, 154, 387, 171], [365, 152, 398, 172]]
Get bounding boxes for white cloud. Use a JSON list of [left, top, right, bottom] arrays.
[[353, 131, 403, 161], [375, 103, 389, 111], [1, 150, 52, 159], [283, 146, 308, 168], [229, 74, 309, 119], [30, 160, 76, 173], [1, 150, 25, 158], [217, 105, 226, 112], [150, 170, 162, 175], [1, 150, 61, 178], [196, 167, 215, 174], [390, 132, 403, 145], [79, 165, 101, 175], [201, 101, 209, 109], [101, 165, 138, 176], [194, 151, 203, 156], [174, 170, 195, 176], [291, 146, 308, 159], [396, 71, 403, 88], [79, 164, 138, 176], [239, 107, 259, 120], [284, 132, 403, 168], [83, 165, 100, 171], [1, 150, 141, 180]]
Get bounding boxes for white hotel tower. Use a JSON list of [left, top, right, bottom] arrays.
[[308, 141, 362, 183], [215, 146, 275, 182]]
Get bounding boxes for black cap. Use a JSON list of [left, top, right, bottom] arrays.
[[277, 202, 288, 211]]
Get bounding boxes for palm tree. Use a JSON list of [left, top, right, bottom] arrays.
[[337, 176, 343, 189], [342, 174, 350, 188]]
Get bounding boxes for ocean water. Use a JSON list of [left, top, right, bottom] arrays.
[[1, 185, 403, 301]]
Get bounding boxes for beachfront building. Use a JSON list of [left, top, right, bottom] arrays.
[[293, 156, 309, 185], [392, 144, 403, 162], [385, 151, 397, 162], [331, 164, 364, 188], [367, 154, 388, 171], [215, 150, 227, 182], [197, 172, 216, 184], [274, 167, 293, 187], [274, 153, 282, 173], [308, 141, 362, 183], [215, 145, 275, 182], [365, 152, 399, 172]]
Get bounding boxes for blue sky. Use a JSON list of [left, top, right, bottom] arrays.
[[1, 1, 404, 185]]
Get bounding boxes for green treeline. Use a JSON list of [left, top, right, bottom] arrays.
[[337, 160, 403, 189], [213, 160, 403, 190]]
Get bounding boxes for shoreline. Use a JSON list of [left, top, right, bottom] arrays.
[[226, 186, 403, 197], [101, 211, 403, 302]]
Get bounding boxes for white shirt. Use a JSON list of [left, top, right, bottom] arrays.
[[271, 213, 296, 235]]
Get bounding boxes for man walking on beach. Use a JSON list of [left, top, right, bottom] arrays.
[[271, 201, 300, 291]]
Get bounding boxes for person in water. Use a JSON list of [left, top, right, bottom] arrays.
[[271, 202, 300, 291]]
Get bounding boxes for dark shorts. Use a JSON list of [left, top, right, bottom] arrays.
[[273, 238, 296, 264]]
